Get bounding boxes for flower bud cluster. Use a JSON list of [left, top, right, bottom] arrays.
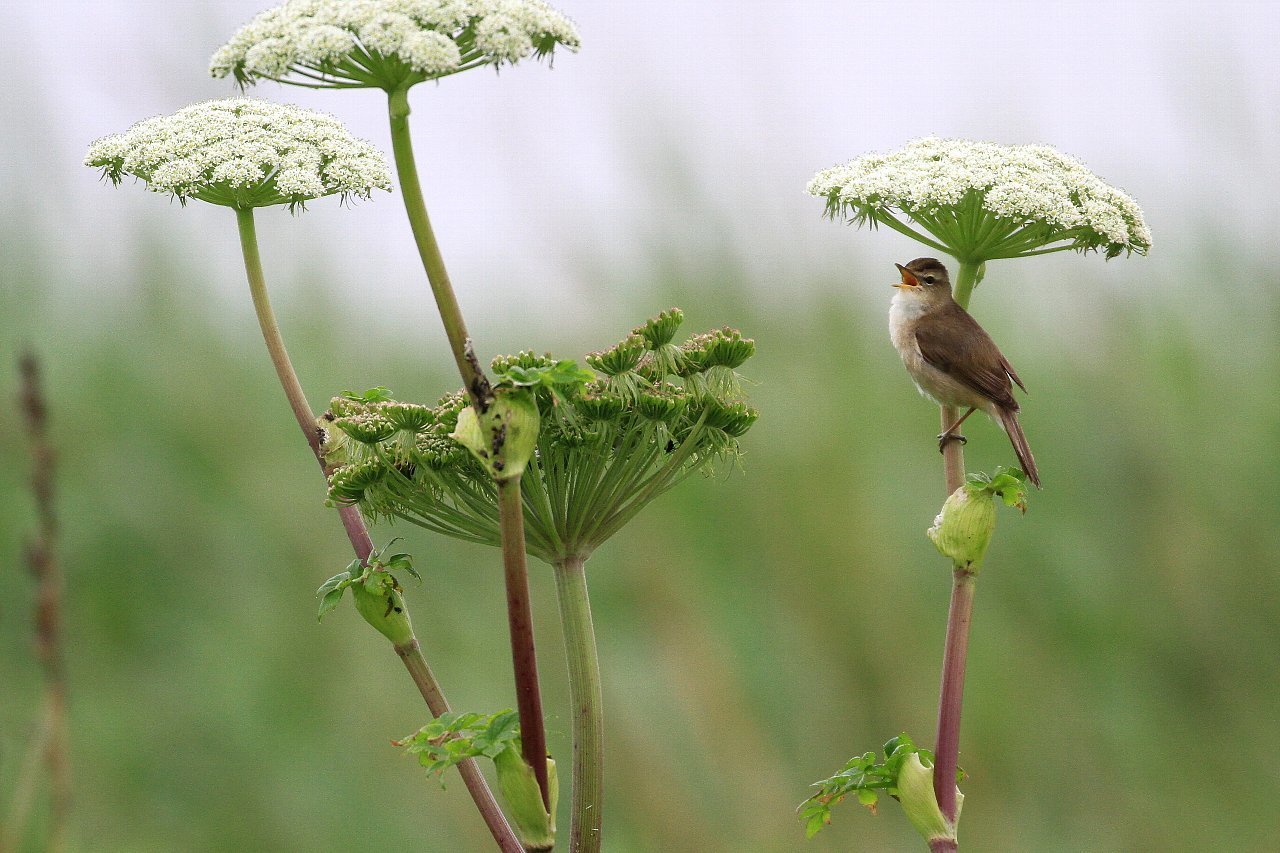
[[321, 308, 758, 562], [211, 0, 580, 91]]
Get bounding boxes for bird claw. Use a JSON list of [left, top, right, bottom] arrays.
[[937, 432, 967, 453]]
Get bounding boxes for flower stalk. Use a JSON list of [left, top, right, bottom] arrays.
[[553, 555, 604, 853], [499, 476, 552, 810], [386, 87, 488, 405], [930, 259, 979, 830], [386, 85, 550, 812], [234, 207, 522, 853]]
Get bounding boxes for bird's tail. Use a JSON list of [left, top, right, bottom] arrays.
[[996, 408, 1041, 488]]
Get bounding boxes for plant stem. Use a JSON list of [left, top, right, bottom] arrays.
[[235, 207, 522, 852], [386, 86, 489, 407], [9, 353, 71, 853], [397, 640, 525, 853], [552, 555, 604, 853], [386, 86, 554, 821], [498, 477, 552, 810], [931, 259, 982, 833]]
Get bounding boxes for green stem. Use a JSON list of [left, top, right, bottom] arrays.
[[931, 259, 982, 834], [235, 208, 523, 853], [874, 210, 951, 254], [498, 476, 552, 812], [386, 87, 490, 407], [386, 85, 555, 827], [553, 555, 604, 853], [396, 640, 524, 853]]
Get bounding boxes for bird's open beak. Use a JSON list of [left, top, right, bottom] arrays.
[[894, 263, 919, 288]]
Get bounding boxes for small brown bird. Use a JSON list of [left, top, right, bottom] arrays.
[[888, 258, 1041, 487]]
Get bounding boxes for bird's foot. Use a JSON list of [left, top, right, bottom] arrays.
[[937, 431, 967, 453]]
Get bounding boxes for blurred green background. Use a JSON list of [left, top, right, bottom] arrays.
[[3, 213, 1279, 852], [5, 1, 1280, 850]]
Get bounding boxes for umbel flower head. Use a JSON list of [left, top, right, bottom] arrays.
[[321, 309, 758, 564], [808, 137, 1151, 262], [211, 0, 580, 92], [85, 98, 391, 209]]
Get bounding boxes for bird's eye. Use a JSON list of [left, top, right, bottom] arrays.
[[923, 275, 935, 284]]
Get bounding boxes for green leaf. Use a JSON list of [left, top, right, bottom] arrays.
[[798, 732, 961, 837], [318, 587, 346, 621], [342, 386, 393, 403], [395, 709, 523, 779], [316, 570, 353, 598]]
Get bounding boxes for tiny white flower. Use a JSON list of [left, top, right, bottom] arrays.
[[808, 137, 1150, 260], [210, 0, 580, 91], [85, 98, 392, 209]]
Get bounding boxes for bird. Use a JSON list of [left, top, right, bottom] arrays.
[[888, 257, 1041, 487]]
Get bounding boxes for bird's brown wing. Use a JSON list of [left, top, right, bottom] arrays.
[[915, 303, 1020, 409]]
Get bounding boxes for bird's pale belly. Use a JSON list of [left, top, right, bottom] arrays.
[[897, 347, 996, 413]]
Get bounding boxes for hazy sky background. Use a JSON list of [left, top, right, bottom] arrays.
[[5, 0, 1279, 338]]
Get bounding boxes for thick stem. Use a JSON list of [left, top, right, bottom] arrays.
[[397, 641, 524, 853], [929, 838, 959, 853], [498, 477, 551, 811], [386, 88, 555, 830], [235, 208, 521, 852], [931, 259, 983, 831], [932, 571, 976, 827], [553, 556, 604, 853], [386, 87, 489, 407]]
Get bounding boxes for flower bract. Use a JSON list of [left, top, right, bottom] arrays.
[[321, 309, 758, 563], [808, 137, 1151, 262], [211, 0, 580, 91], [85, 98, 391, 209]]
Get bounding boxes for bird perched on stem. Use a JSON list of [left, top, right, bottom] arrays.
[[888, 258, 1041, 487]]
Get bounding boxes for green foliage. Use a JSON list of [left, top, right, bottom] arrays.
[[315, 539, 420, 623], [799, 734, 960, 839], [395, 710, 522, 782], [321, 309, 759, 562], [965, 466, 1029, 512], [496, 357, 595, 401], [341, 386, 395, 403]]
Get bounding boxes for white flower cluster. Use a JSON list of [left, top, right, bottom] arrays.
[[85, 99, 392, 208], [808, 137, 1151, 256], [210, 0, 580, 87]]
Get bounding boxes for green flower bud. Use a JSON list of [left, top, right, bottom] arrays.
[[633, 307, 684, 348], [493, 745, 558, 852], [586, 334, 646, 376], [414, 433, 469, 471], [333, 413, 397, 445], [896, 752, 960, 846], [327, 395, 362, 418], [680, 328, 755, 373], [327, 460, 387, 504], [700, 328, 755, 370], [927, 485, 997, 571], [377, 401, 435, 433], [637, 386, 687, 423], [491, 350, 556, 378], [698, 399, 759, 438], [350, 570, 414, 647], [576, 385, 625, 422], [450, 388, 541, 482]]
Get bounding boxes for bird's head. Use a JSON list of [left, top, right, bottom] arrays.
[[893, 258, 953, 306]]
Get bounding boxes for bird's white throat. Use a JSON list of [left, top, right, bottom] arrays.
[[889, 288, 930, 333]]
